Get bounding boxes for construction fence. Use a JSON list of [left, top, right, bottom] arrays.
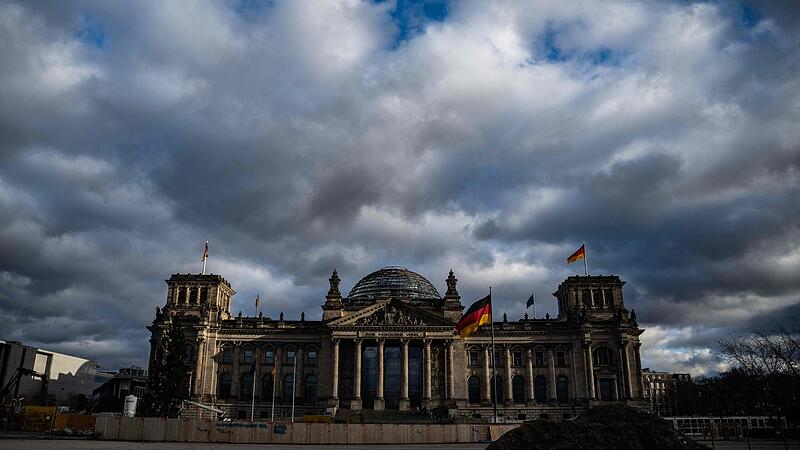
[[95, 416, 519, 444]]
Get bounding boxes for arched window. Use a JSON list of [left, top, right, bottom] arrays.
[[283, 374, 294, 402], [556, 375, 569, 403], [241, 373, 254, 399], [305, 375, 318, 402], [218, 372, 231, 399], [534, 375, 547, 403], [262, 374, 274, 401], [468, 376, 481, 404], [512, 375, 525, 404], [177, 287, 186, 304], [593, 347, 612, 366], [490, 376, 504, 404]]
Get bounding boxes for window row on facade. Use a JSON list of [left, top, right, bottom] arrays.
[[465, 345, 616, 368], [466, 347, 570, 368], [466, 374, 570, 404], [218, 346, 318, 366], [217, 372, 318, 404]]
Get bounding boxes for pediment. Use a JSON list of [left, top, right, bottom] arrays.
[[329, 300, 453, 328]]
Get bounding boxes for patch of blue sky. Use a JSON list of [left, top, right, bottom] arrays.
[[227, 0, 274, 21], [739, 2, 761, 29], [74, 14, 106, 49], [377, 0, 449, 49], [527, 22, 624, 72]]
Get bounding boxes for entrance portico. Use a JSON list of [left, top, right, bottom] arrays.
[[328, 299, 457, 411]]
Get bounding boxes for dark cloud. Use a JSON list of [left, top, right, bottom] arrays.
[[0, 0, 798, 375]]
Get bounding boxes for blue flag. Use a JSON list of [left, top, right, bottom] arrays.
[[526, 294, 534, 308]]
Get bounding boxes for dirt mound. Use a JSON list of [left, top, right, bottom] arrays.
[[488, 405, 707, 450]]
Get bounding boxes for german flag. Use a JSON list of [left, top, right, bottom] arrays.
[[455, 294, 492, 338], [567, 244, 586, 264]]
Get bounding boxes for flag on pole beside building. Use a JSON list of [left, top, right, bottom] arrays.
[[567, 244, 585, 264], [255, 292, 261, 311], [455, 294, 492, 338], [202, 241, 209, 261], [526, 294, 534, 308]]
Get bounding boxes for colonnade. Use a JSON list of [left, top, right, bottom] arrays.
[[331, 337, 455, 411]]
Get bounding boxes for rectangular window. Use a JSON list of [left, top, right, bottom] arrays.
[[493, 351, 504, 367], [242, 349, 254, 363], [307, 351, 317, 365], [534, 351, 544, 367], [287, 350, 295, 365], [222, 349, 232, 363], [556, 351, 566, 366], [264, 350, 274, 364], [512, 351, 522, 367], [469, 351, 479, 367]]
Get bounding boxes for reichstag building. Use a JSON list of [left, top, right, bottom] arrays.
[[148, 266, 645, 420]]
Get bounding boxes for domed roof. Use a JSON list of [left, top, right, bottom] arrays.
[[347, 266, 441, 300]]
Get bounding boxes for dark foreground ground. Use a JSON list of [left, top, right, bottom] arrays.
[[488, 405, 798, 450], [0, 442, 487, 450], [0, 438, 797, 450]]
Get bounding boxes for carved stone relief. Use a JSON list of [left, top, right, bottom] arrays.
[[356, 305, 426, 326]]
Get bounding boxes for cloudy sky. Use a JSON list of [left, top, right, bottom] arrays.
[[1, 0, 798, 376]]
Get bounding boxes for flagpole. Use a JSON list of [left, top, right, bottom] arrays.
[[583, 241, 588, 276], [489, 287, 498, 423], [271, 363, 276, 423], [201, 240, 208, 275], [291, 353, 297, 423]]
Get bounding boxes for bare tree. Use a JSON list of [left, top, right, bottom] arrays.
[[718, 318, 799, 378], [717, 318, 800, 419]]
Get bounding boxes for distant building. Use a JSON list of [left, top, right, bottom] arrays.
[[0, 340, 96, 405], [94, 366, 148, 413], [642, 368, 691, 415], [148, 267, 646, 421]]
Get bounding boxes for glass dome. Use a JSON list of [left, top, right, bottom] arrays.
[[347, 266, 441, 301]]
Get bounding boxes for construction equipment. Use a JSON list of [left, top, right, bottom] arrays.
[[0, 367, 48, 404]]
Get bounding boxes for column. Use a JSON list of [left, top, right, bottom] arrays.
[[423, 339, 432, 401], [622, 341, 633, 399], [504, 346, 512, 405], [584, 342, 595, 400], [193, 338, 205, 396], [374, 339, 385, 410], [526, 349, 535, 404], [351, 339, 362, 409], [399, 339, 410, 411], [331, 339, 340, 405], [447, 342, 454, 400], [547, 349, 557, 402], [634, 343, 643, 397], [482, 345, 491, 402], [231, 345, 241, 398], [296, 347, 304, 402]]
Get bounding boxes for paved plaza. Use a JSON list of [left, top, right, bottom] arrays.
[[0, 441, 487, 450]]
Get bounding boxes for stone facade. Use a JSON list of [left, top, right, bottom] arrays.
[[147, 267, 645, 421]]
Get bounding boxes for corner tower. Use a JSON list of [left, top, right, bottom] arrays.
[[162, 273, 235, 321], [552, 275, 630, 321]]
